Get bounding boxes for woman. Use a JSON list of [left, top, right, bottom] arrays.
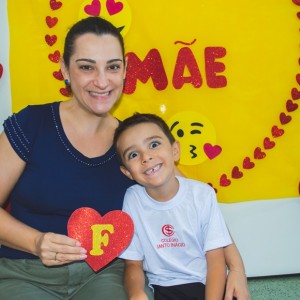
[[0, 17, 249, 299]]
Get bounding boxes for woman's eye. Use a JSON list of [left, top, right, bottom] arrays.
[[128, 152, 138, 160], [150, 141, 160, 149], [79, 65, 93, 71], [108, 64, 121, 71]]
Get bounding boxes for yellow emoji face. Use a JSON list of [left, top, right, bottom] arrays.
[[167, 111, 220, 165]]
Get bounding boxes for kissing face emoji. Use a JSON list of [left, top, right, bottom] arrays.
[[167, 111, 220, 165]]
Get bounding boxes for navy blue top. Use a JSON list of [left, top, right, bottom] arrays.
[[1, 102, 133, 259]]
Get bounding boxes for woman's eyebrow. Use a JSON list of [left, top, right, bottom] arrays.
[[75, 58, 123, 64]]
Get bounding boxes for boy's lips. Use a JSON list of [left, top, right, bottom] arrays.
[[144, 163, 162, 175]]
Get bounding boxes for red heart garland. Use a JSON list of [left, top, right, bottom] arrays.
[[286, 99, 298, 112], [231, 166, 243, 179], [48, 50, 60, 63], [50, 0, 62, 10], [243, 157, 255, 169], [203, 143, 222, 160], [106, 0, 124, 15], [45, 34, 57, 46], [68, 207, 134, 272], [254, 147, 266, 159], [220, 174, 231, 187], [271, 125, 284, 138], [46, 16, 58, 28], [0, 64, 3, 79], [263, 137, 275, 150], [291, 88, 300, 100], [279, 112, 292, 125]]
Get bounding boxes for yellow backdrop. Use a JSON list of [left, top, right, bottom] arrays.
[[8, 0, 300, 202]]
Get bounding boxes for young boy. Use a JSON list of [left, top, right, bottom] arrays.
[[114, 113, 232, 300]]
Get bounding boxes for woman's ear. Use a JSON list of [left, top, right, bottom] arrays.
[[120, 165, 134, 181], [59, 58, 69, 82], [172, 140, 181, 162]]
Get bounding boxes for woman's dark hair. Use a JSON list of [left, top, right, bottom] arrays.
[[63, 17, 125, 68], [114, 113, 176, 154]]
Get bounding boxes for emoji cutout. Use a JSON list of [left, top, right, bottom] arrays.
[[68, 207, 134, 272], [79, 0, 132, 37], [167, 111, 221, 165]]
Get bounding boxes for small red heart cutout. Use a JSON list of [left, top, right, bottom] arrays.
[[231, 166, 243, 179], [243, 157, 255, 169], [271, 125, 284, 138], [0, 64, 3, 79], [279, 112, 292, 125], [68, 207, 134, 272], [286, 100, 298, 112], [84, 0, 101, 16], [106, 0, 124, 15], [50, 0, 62, 10], [45, 34, 57, 46], [254, 147, 266, 159], [291, 88, 300, 100], [263, 137, 275, 150], [48, 50, 60, 63], [203, 143, 222, 160], [46, 16, 58, 28], [60, 87, 71, 97], [220, 174, 231, 187], [53, 69, 63, 80]]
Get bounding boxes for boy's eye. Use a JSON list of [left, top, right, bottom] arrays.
[[128, 152, 138, 160], [150, 141, 160, 149]]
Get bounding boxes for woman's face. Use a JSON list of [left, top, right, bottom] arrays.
[[62, 33, 126, 115]]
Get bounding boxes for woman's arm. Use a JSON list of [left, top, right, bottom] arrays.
[[206, 248, 227, 300], [0, 132, 87, 265], [224, 243, 250, 300], [124, 260, 148, 300]]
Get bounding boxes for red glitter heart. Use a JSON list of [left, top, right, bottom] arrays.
[[286, 99, 298, 112], [292, 0, 300, 5], [297, 12, 300, 19], [220, 174, 231, 187], [231, 166, 243, 179], [106, 0, 124, 16], [84, 0, 101, 16], [46, 16, 58, 28], [263, 137, 275, 150], [291, 88, 300, 100], [279, 112, 292, 125], [254, 147, 266, 159], [0, 64, 3, 79], [207, 182, 218, 194], [203, 143, 222, 160], [68, 207, 134, 272], [271, 125, 284, 138], [296, 74, 300, 85], [48, 50, 60, 63], [243, 157, 255, 169], [53, 69, 63, 80], [50, 0, 62, 10], [45, 34, 57, 46], [60, 87, 71, 97]]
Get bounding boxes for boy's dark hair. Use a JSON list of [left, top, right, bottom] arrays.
[[114, 113, 176, 162], [63, 16, 125, 69]]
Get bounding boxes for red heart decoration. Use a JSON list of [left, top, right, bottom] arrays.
[[53, 69, 64, 80], [254, 147, 266, 159], [292, 0, 300, 5], [46, 16, 58, 28], [48, 50, 60, 63], [60, 87, 71, 97], [106, 0, 124, 15], [50, 0, 62, 10], [84, 0, 101, 16], [296, 74, 300, 85], [279, 112, 292, 125], [243, 157, 255, 169], [220, 174, 231, 187], [271, 125, 284, 138], [203, 143, 222, 160], [263, 137, 275, 150], [0, 64, 3, 79], [45, 34, 57, 46], [68, 207, 134, 272], [231, 166, 243, 179], [286, 99, 298, 112], [291, 88, 300, 100]]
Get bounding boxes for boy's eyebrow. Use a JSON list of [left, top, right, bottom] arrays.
[[75, 58, 123, 64]]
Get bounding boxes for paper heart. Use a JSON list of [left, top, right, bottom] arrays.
[[254, 147, 266, 159], [46, 16, 58, 28], [50, 0, 62, 10], [271, 125, 284, 138], [60, 87, 71, 97], [106, 0, 124, 15], [203, 143, 222, 160], [292, 0, 300, 5], [84, 0, 101, 16], [0, 64, 3, 79], [263, 137, 275, 150], [48, 50, 60, 63], [243, 157, 255, 169], [231, 166, 243, 179], [45, 34, 57, 46], [53, 69, 63, 80], [220, 174, 231, 187], [68, 207, 134, 272], [279, 112, 292, 125], [296, 74, 300, 85], [286, 99, 298, 112], [291, 88, 300, 100]]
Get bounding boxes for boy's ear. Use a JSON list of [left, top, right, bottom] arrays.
[[172, 140, 181, 162], [120, 165, 134, 181]]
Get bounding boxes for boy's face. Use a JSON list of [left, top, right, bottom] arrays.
[[116, 122, 180, 192]]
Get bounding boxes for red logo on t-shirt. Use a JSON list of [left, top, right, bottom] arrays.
[[162, 224, 175, 236]]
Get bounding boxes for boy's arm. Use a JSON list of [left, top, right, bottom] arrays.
[[224, 243, 250, 300], [124, 259, 148, 300], [206, 248, 227, 300]]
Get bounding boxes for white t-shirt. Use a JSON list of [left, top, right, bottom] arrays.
[[119, 176, 232, 287]]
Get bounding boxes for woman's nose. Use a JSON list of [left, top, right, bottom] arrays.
[[94, 70, 109, 88]]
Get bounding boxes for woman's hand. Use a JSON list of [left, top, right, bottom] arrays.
[[35, 232, 87, 266], [225, 270, 250, 300]]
